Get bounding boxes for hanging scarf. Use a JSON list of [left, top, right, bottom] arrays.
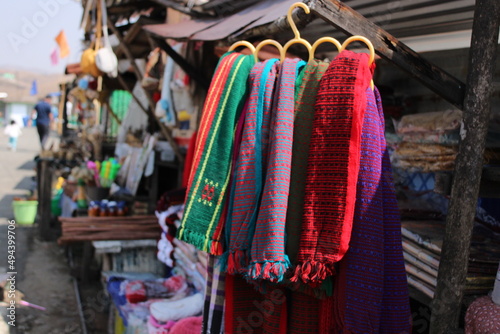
[[332, 87, 411, 334], [248, 58, 306, 282], [286, 60, 329, 266], [178, 52, 254, 254], [225, 274, 287, 334], [202, 255, 225, 334], [223, 59, 280, 274], [291, 51, 372, 285]]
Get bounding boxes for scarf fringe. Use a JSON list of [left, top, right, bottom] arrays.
[[290, 261, 336, 285], [248, 256, 291, 282], [178, 228, 209, 253], [226, 249, 248, 274], [210, 239, 224, 256]]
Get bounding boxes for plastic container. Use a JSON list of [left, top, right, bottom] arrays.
[[51, 189, 63, 216], [12, 200, 38, 225]]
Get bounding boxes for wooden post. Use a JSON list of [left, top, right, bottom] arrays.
[[57, 83, 66, 135], [38, 159, 53, 241], [430, 0, 500, 333], [105, 102, 122, 126]]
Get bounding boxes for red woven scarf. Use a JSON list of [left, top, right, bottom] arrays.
[[292, 50, 373, 285]]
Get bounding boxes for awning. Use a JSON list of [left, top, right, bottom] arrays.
[[143, 0, 298, 41], [144, 17, 222, 40], [143, 0, 479, 53]]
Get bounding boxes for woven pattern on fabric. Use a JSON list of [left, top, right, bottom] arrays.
[[288, 291, 320, 334], [202, 255, 225, 334], [225, 274, 287, 334], [178, 52, 254, 254], [223, 59, 279, 274], [248, 58, 306, 282], [286, 60, 329, 266], [332, 87, 411, 334], [377, 88, 412, 333], [292, 51, 372, 285]]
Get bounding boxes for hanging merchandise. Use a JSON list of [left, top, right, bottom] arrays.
[[95, 0, 118, 78], [330, 86, 411, 333], [248, 57, 305, 282], [177, 52, 255, 254], [80, 1, 103, 78], [223, 59, 279, 275], [155, 44, 183, 126], [286, 59, 330, 267], [143, 47, 167, 91], [201, 255, 226, 334], [291, 49, 373, 286], [177, 3, 412, 333]]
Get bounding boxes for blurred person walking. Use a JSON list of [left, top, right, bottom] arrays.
[[4, 119, 22, 151], [30, 95, 54, 148]]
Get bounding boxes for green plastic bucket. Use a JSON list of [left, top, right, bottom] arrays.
[[12, 200, 38, 225]]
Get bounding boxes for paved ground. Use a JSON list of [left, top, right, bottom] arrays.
[[0, 127, 81, 334]]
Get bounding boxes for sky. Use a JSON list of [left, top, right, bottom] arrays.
[[0, 0, 84, 74]]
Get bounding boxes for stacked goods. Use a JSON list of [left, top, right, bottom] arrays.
[[392, 110, 461, 172], [58, 215, 161, 244], [402, 219, 500, 298]]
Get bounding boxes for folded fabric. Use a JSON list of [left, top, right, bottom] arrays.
[[178, 52, 254, 254], [150, 293, 204, 322], [248, 58, 306, 282], [332, 87, 411, 334], [292, 50, 372, 285], [223, 59, 279, 274], [396, 109, 462, 134]]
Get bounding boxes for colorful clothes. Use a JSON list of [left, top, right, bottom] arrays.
[[332, 87, 411, 334], [178, 52, 254, 254], [286, 59, 329, 266], [292, 50, 372, 285], [224, 59, 279, 274], [248, 58, 306, 282]]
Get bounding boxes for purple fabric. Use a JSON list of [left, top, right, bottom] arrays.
[[333, 87, 411, 333]]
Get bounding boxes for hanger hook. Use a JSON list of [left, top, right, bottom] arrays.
[[339, 36, 375, 65], [228, 41, 256, 54], [310, 37, 342, 62], [287, 2, 310, 40], [255, 39, 285, 62]]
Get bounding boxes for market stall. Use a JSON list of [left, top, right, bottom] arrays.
[[36, 0, 500, 333]]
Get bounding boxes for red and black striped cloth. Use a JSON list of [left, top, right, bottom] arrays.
[[292, 50, 373, 285]]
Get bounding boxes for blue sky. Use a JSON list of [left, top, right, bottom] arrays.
[[0, 0, 84, 74]]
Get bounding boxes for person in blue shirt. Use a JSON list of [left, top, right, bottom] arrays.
[[29, 95, 54, 148]]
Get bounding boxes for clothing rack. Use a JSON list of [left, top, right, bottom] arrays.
[[228, 0, 499, 332], [300, 1, 499, 333]]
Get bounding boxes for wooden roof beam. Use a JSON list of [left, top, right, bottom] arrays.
[[308, 0, 466, 110]]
